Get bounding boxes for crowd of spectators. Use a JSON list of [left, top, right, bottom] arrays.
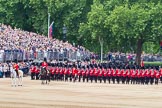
[[0, 24, 91, 62], [90, 52, 162, 62]]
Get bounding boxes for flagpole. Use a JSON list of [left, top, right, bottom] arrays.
[[49, 21, 54, 28], [48, 13, 50, 38]]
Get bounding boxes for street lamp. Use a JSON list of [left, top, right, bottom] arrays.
[[62, 25, 67, 42]]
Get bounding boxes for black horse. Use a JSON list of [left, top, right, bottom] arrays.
[[39, 67, 51, 84]]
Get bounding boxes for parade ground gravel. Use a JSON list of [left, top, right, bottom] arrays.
[[0, 77, 162, 108]]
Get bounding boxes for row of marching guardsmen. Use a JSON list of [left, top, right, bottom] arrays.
[[30, 65, 162, 85]]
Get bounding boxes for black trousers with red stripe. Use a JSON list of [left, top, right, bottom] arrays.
[[107, 76, 111, 84], [155, 78, 159, 85], [126, 77, 130, 84], [116, 76, 120, 84], [112, 76, 116, 84], [82, 75, 86, 82], [103, 76, 107, 83], [31, 72, 35, 80]]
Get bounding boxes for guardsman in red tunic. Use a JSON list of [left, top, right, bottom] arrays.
[[124, 69, 127, 84], [86, 66, 90, 82], [30, 64, 35, 80], [139, 69, 143, 84], [82, 67, 86, 82], [52, 66, 55, 80], [35, 65, 40, 80], [116, 68, 120, 84], [130, 69, 134, 84], [41, 58, 48, 79], [55, 66, 59, 81], [89, 67, 94, 83], [103, 68, 107, 83], [134, 69, 138, 84], [155, 71, 160, 85], [72, 66, 78, 82], [64, 67, 68, 82], [98, 67, 103, 83], [14, 62, 19, 77], [58, 67, 62, 80], [121, 69, 125, 84], [145, 69, 150, 85], [150, 69, 155, 85], [78, 67, 82, 82], [107, 68, 112, 84], [131, 69, 136, 84], [51, 67, 55, 80], [41, 61, 48, 69], [141, 69, 145, 85], [71, 67, 75, 82], [68, 66, 71, 81], [68, 66, 72, 82], [58, 67, 61, 81], [93, 67, 98, 83], [60, 67, 64, 81], [136, 69, 141, 84], [54, 66, 57, 80], [126, 69, 130, 84], [57, 67, 61, 80], [67, 67, 71, 81], [63, 67, 66, 81], [74, 67, 78, 82], [96, 67, 100, 83], [112, 68, 116, 84], [137, 69, 141, 84]]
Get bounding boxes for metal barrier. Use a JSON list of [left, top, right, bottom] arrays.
[[2, 49, 162, 63], [0, 51, 4, 62], [0, 49, 91, 63]]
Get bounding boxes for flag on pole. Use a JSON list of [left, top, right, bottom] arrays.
[[160, 41, 162, 50], [49, 21, 54, 39]]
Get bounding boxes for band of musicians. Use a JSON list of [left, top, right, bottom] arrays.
[[29, 58, 162, 85]]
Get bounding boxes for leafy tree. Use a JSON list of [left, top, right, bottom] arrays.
[[79, 0, 110, 62], [106, 2, 162, 65], [0, 0, 34, 31]]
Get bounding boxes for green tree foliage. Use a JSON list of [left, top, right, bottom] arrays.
[[29, 0, 93, 42], [0, 0, 93, 41], [0, 0, 34, 31], [106, 1, 162, 64], [143, 42, 160, 54], [79, 0, 113, 53]]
